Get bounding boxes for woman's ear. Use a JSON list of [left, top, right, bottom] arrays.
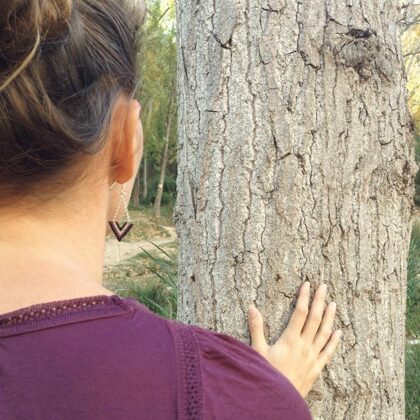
[[109, 97, 142, 185]]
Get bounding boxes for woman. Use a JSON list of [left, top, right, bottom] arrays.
[[0, 1, 342, 419]]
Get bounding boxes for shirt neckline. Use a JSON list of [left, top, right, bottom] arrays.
[[0, 294, 134, 338]]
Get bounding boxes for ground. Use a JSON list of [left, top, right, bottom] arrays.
[[104, 225, 177, 267]]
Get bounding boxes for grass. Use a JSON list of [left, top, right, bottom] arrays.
[[406, 220, 420, 419], [130, 203, 175, 226], [103, 239, 178, 319], [406, 343, 420, 420], [407, 222, 420, 339]]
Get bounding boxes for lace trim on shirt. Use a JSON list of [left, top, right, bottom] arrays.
[[0, 295, 122, 327], [172, 322, 203, 420]]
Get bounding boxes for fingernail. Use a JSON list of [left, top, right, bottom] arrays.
[[248, 304, 257, 316], [330, 302, 336, 309], [337, 330, 342, 338]]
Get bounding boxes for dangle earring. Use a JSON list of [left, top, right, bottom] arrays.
[[109, 182, 133, 262]]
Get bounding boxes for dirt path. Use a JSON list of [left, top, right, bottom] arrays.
[[104, 226, 178, 268]]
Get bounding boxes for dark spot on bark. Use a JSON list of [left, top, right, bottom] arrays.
[[347, 28, 374, 39], [333, 28, 394, 82], [409, 118, 416, 132]]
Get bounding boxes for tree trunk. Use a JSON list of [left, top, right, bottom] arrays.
[[174, 1, 418, 418], [154, 82, 175, 218], [142, 150, 148, 200], [132, 170, 140, 209], [141, 102, 154, 202]]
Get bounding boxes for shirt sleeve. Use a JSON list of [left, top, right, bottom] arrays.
[[167, 319, 312, 420]]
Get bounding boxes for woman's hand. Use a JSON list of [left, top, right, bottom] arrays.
[[247, 281, 342, 399]]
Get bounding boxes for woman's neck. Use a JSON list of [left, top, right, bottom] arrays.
[[0, 189, 113, 314]]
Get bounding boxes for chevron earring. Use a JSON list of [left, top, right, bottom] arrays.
[[109, 181, 133, 262]]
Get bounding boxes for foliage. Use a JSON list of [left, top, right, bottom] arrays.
[[407, 222, 420, 338], [415, 134, 420, 205], [402, 22, 420, 129], [142, 173, 177, 206], [134, 0, 177, 207], [402, 20, 420, 205]]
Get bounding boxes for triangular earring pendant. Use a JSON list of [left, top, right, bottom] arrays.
[[109, 221, 133, 242]]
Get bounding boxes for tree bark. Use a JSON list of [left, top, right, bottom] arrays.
[[154, 82, 175, 218], [174, 0, 418, 418]]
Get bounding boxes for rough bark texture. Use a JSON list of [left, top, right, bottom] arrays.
[[174, 1, 418, 418]]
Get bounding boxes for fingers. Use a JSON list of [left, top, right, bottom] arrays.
[[301, 283, 328, 342], [312, 301, 336, 352], [318, 329, 342, 368], [248, 305, 268, 353], [284, 281, 310, 336]]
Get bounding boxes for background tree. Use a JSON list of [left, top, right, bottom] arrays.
[[154, 78, 176, 217], [132, 0, 178, 211], [174, 1, 418, 418]]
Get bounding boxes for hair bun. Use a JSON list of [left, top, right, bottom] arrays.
[[0, 0, 73, 92], [0, 0, 72, 63]]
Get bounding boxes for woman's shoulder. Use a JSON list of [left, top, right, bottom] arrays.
[[165, 317, 313, 420]]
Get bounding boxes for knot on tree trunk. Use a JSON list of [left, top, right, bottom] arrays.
[[332, 27, 395, 81]]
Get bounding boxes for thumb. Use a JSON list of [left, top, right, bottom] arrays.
[[248, 304, 267, 353]]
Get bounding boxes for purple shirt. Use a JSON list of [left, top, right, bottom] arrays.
[[0, 294, 312, 419]]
